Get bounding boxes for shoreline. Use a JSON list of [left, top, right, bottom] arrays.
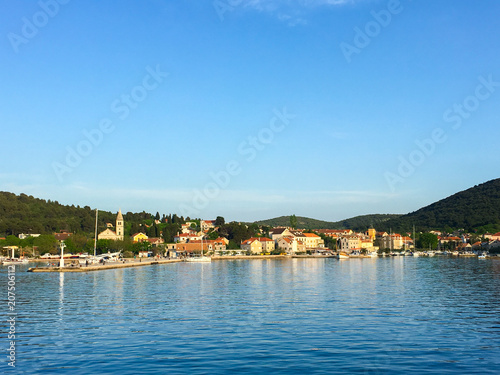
[[22, 253, 500, 273], [212, 255, 291, 260]]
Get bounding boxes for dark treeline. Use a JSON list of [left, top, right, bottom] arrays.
[[380, 178, 500, 234], [2, 177, 500, 242], [0, 191, 188, 237]]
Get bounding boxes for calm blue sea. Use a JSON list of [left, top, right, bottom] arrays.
[[1, 257, 500, 374]]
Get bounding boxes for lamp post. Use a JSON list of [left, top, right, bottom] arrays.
[[60, 242, 66, 268]]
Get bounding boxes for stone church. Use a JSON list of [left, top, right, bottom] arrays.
[[98, 209, 124, 241]]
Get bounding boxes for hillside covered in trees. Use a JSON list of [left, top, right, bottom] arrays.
[[253, 214, 401, 231], [0, 191, 174, 237], [382, 178, 500, 233]]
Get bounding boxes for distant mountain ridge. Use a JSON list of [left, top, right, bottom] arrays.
[[1, 177, 499, 236], [253, 178, 500, 232], [252, 214, 402, 230], [383, 178, 500, 232]]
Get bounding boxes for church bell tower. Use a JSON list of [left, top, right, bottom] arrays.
[[116, 209, 124, 240]]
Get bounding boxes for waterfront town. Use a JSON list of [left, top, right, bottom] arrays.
[[2, 209, 499, 264]]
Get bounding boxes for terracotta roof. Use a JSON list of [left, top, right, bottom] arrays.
[[258, 237, 274, 242], [54, 232, 73, 241], [303, 233, 320, 238]]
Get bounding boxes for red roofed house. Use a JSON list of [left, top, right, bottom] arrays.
[[270, 227, 292, 242], [174, 233, 203, 243], [241, 238, 263, 254], [302, 233, 325, 249], [277, 236, 306, 254], [317, 229, 353, 237], [54, 230, 72, 242], [146, 237, 165, 246]]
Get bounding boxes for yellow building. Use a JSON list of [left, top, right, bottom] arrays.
[[132, 232, 149, 243], [303, 233, 325, 249], [367, 228, 376, 241], [241, 238, 263, 254], [257, 237, 275, 253]]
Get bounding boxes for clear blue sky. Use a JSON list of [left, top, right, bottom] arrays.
[[1, 0, 499, 222]]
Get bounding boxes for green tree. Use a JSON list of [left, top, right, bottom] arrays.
[[64, 234, 89, 253], [132, 241, 152, 255], [34, 235, 58, 255], [19, 236, 35, 248], [96, 239, 113, 254], [290, 214, 297, 229], [5, 235, 20, 246], [208, 230, 219, 240], [416, 233, 438, 250], [261, 225, 270, 237], [215, 216, 225, 226]]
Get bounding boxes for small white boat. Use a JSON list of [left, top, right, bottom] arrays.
[[369, 251, 378, 258], [2, 258, 29, 265], [2, 247, 29, 265], [185, 234, 211, 262], [185, 256, 212, 263], [478, 253, 487, 259]]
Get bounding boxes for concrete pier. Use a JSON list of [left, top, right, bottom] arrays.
[[28, 258, 183, 272]]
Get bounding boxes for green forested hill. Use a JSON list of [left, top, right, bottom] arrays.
[[0, 192, 113, 235], [253, 214, 401, 230], [0, 192, 154, 236], [383, 178, 500, 232]]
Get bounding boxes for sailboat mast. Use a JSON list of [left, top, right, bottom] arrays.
[[94, 209, 98, 257], [413, 225, 416, 251]]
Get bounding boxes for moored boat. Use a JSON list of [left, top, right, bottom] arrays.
[[185, 256, 212, 263], [337, 251, 349, 259], [185, 233, 211, 262], [2, 258, 29, 265]]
